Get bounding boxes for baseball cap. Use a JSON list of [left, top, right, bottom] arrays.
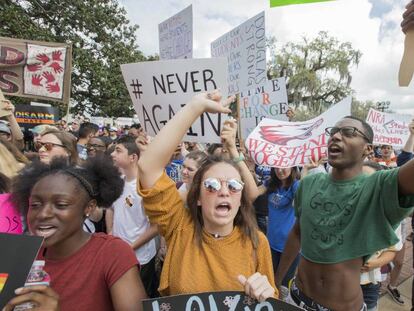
[[0, 123, 11, 135], [30, 125, 54, 135]]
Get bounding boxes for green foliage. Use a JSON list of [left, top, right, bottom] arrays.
[[0, 0, 152, 117], [268, 31, 362, 117]]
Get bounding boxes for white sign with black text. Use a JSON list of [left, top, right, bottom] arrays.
[[121, 58, 228, 143], [159, 5, 193, 60], [211, 11, 266, 96]]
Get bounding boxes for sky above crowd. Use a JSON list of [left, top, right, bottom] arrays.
[[120, 0, 414, 115]]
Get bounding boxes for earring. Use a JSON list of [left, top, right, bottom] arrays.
[[86, 213, 90, 217]]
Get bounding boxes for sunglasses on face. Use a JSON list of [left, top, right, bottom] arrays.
[[202, 178, 244, 194], [325, 126, 370, 142], [35, 142, 65, 151]]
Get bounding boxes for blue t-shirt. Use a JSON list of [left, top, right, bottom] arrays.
[[266, 180, 299, 252]]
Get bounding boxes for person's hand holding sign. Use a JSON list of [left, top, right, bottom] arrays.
[[238, 273, 275, 302], [3, 285, 60, 311], [188, 90, 234, 115]]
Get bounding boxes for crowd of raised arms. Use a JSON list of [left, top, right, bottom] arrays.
[[1, 3, 414, 311]]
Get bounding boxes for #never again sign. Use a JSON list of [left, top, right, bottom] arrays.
[[121, 58, 228, 143]]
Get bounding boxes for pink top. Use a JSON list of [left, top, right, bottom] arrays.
[[0, 193, 23, 234]]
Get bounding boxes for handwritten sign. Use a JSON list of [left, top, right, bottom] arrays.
[[159, 5, 193, 60], [245, 97, 351, 168], [121, 58, 228, 143], [0, 233, 43, 308], [211, 12, 266, 95], [365, 108, 412, 148], [240, 78, 288, 139], [143, 291, 304, 311], [0, 194, 22, 235], [0, 36, 72, 103]]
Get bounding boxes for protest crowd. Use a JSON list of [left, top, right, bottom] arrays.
[[1, 1, 414, 311]]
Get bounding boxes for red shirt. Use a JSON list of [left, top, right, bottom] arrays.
[[38, 233, 138, 311]]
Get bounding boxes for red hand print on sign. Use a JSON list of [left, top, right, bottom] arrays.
[[42, 71, 55, 83], [31, 74, 43, 86], [46, 82, 60, 93], [52, 50, 63, 61], [48, 62, 63, 73], [36, 53, 50, 64], [27, 63, 42, 72]]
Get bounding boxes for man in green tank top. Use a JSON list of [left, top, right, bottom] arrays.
[[276, 115, 414, 311]]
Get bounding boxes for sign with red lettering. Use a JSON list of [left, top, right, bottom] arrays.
[[211, 12, 266, 96], [0, 37, 72, 103], [240, 78, 288, 139], [366, 108, 412, 148], [246, 97, 351, 168], [121, 58, 228, 143]]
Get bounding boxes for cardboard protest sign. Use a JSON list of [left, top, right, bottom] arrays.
[[14, 104, 59, 129], [143, 291, 304, 311], [159, 5, 193, 60], [211, 12, 266, 96], [270, 0, 335, 7], [0, 89, 12, 118], [366, 108, 412, 148], [0, 194, 22, 235], [0, 233, 43, 308], [240, 78, 289, 139], [121, 58, 228, 143], [0, 37, 72, 103], [246, 97, 351, 168]]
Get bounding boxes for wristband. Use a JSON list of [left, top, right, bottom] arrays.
[[232, 153, 245, 164]]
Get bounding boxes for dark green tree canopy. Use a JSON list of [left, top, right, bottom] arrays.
[[1, 0, 150, 117], [267, 31, 362, 119]]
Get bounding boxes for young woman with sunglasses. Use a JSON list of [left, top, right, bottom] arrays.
[[137, 91, 276, 301], [37, 128, 79, 165]]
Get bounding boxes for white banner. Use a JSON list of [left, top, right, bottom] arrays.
[[121, 58, 228, 143], [159, 5, 193, 60], [240, 78, 289, 139], [211, 12, 266, 95], [366, 108, 412, 148], [245, 97, 352, 168]]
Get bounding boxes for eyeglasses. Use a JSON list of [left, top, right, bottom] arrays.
[[203, 178, 244, 194], [86, 144, 105, 150], [35, 142, 66, 151], [325, 126, 371, 142]]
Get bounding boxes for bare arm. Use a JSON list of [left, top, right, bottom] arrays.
[[398, 120, 414, 195], [106, 207, 114, 235], [361, 250, 396, 272], [2, 100, 24, 148], [275, 220, 301, 288], [131, 223, 159, 250], [110, 265, 147, 311], [138, 91, 232, 189], [221, 119, 261, 203]]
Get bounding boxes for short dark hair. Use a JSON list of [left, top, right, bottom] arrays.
[[12, 155, 124, 216], [78, 122, 99, 139], [130, 124, 142, 130], [343, 116, 374, 143], [115, 135, 139, 156]]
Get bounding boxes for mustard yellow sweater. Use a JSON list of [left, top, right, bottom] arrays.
[[138, 172, 277, 297]]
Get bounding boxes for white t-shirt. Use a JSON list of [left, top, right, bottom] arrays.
[[112, 178, 157, 265]]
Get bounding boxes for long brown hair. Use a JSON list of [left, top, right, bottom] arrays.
[[187, 156, 259, 248], [41, 128, 79, 165]]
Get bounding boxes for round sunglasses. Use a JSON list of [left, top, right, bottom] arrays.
[[203, 178, 244, 194], [35, 142, 66, 151]]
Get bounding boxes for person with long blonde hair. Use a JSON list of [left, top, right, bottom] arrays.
[[0, 139, 26, 177]]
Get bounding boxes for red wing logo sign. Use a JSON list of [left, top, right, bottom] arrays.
[[259, 118, 324, 145]]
